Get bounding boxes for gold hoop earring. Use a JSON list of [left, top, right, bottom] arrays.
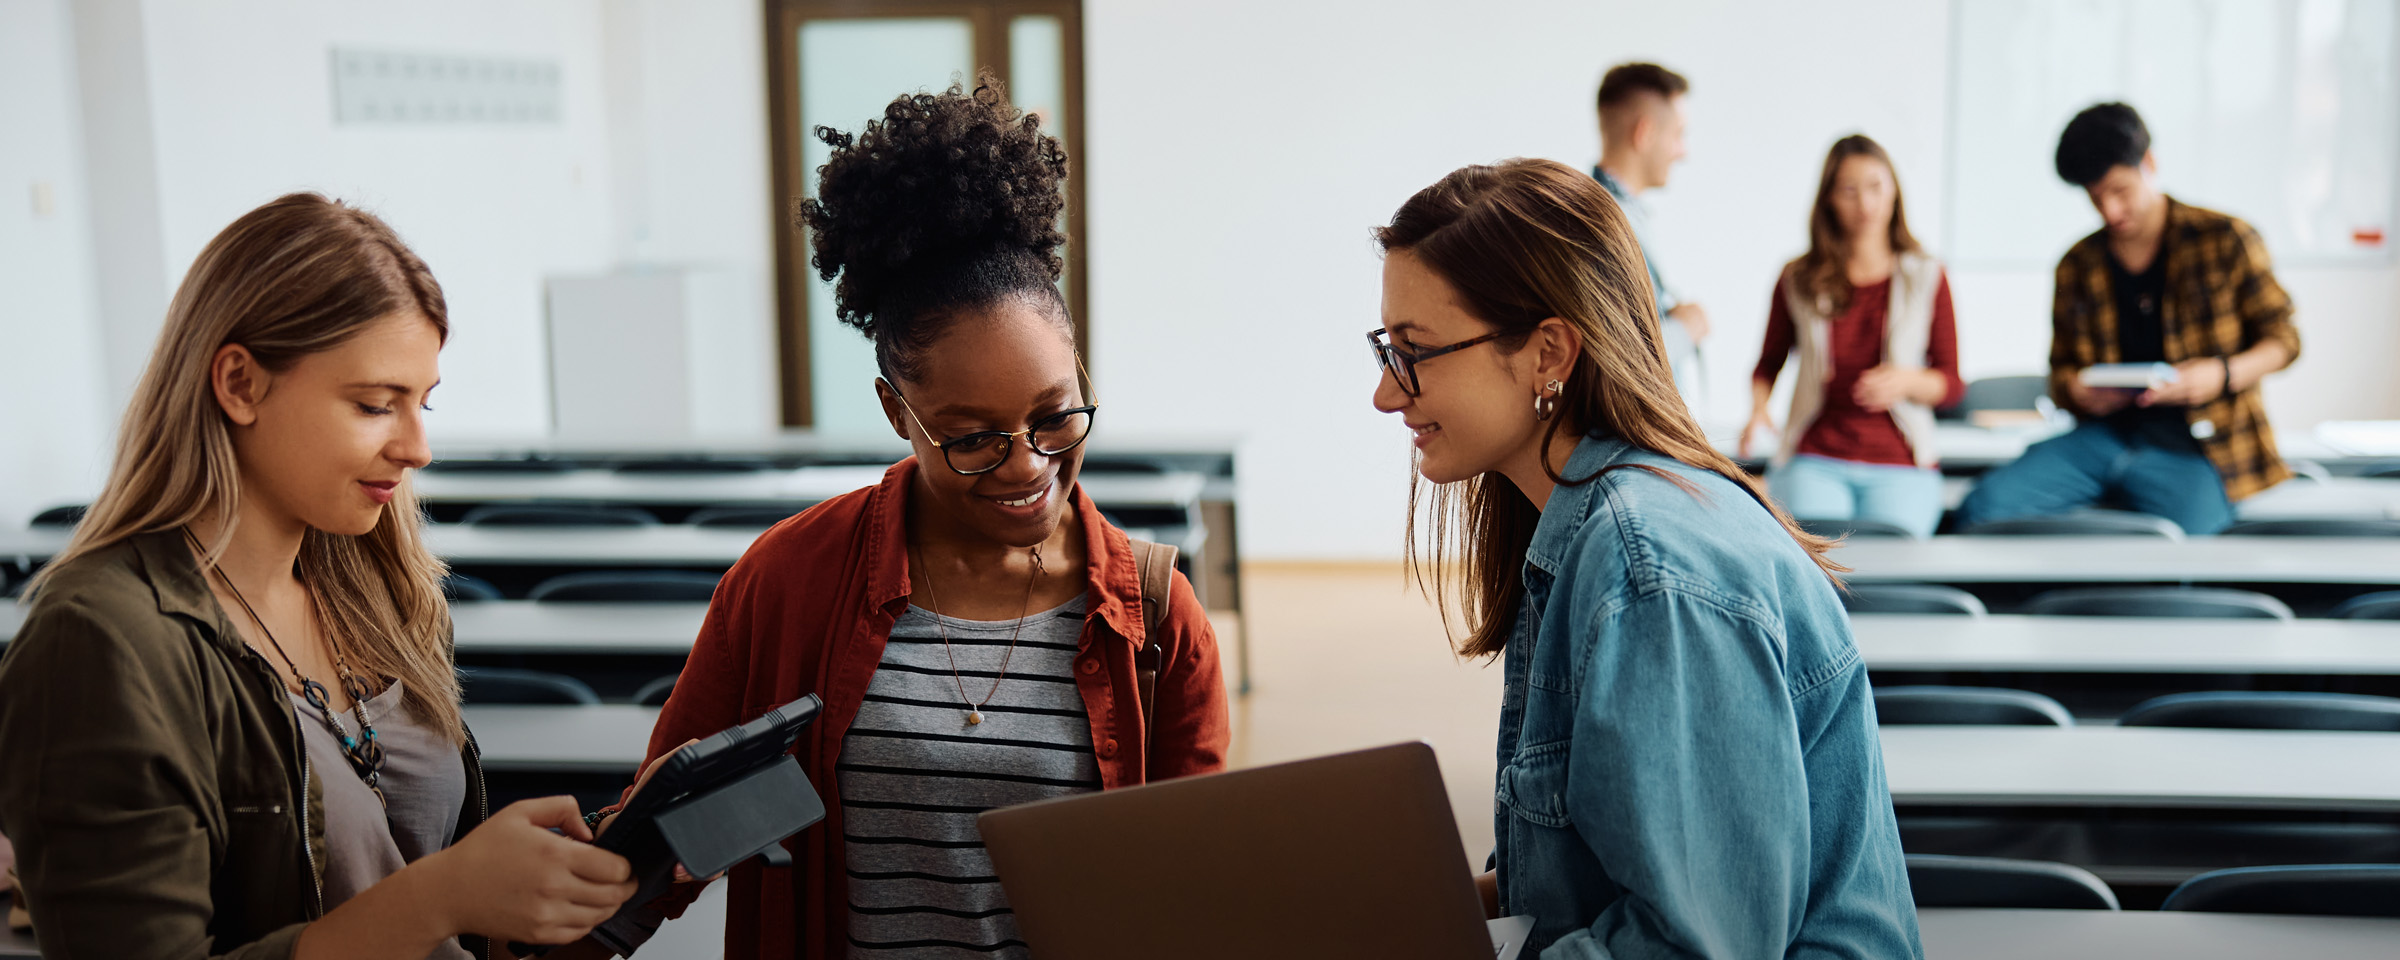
[[1533, 379, 1564, 421]]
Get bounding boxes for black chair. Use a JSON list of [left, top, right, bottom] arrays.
[[30, 504, 88, 528], [460, 504, 658, 527], [2221, 518, 2400, 537], [440, 573, 504, 602], [2332, 591, 2400, 620], [458, 666, 600, 705], [2161, 864, 2400, 917], [528, 570, 722, 603], [1940, 376, 2049, 422], [633, 675, 678, 707], [686, 502, 812, 528], [422, 459, 575, 474], [1961, 510, 2184, 539], [1797, 518, 1919, 540], [2119, 691, 2400, 732], [2023, 586, 2293, 620], [1874, 686, 2073, 727], [1905, 854, 2119, 910], [1842, 583, 1986, 617], [613, 458, 772, 475]]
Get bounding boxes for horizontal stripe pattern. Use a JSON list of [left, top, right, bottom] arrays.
[[843, 594, 1097, 960]]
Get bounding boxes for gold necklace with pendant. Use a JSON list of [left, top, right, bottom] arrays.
[[915, 543, 1045, 725]]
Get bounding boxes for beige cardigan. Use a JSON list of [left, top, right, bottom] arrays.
[[1773, 251, 1945, 470]]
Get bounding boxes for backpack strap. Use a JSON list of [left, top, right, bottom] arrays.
[[1127, 539, 1177, 776]]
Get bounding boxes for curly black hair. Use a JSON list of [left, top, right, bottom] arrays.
[[2055, 102, 2150, 187], [796, 73, 1070, 383]]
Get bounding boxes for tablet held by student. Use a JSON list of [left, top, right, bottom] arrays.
[[576, 75, 1229, 960], [1367, 160, 1922, 958], [0, 194, 638, 960]]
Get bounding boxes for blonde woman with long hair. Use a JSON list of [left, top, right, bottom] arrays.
[[0, 194, 635, 959]]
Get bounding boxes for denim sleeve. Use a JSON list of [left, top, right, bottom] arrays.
[[1542, 588, 1811, 960]]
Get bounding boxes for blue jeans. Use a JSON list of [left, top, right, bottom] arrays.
[[1955, 422, 2234, 534], [1769, 455, 1946, 538]]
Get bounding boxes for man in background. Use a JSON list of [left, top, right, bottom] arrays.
[[1956, 102, 2299, 534], [1595, 62, 1710, 413]]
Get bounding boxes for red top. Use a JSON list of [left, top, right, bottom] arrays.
[[1752, 272, 1965, 466], [615, 457, 1231, 959]]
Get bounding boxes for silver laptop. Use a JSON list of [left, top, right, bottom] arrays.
[[978, 741, 1535, 960]]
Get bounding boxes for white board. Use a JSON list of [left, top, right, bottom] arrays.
[[1948, 0, 2398, 267]]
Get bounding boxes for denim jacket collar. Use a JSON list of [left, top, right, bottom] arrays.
[[1522, 433, 1635, 580]]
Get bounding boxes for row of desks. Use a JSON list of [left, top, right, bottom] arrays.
[[8, 607, 2398, 672], [458, 703, 2400, 811], [9, 529, 2399, 585]]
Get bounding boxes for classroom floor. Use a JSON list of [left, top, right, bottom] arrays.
[[1221, 562, 1503, 865]]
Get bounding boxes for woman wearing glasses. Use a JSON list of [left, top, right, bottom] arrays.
[[578, 77, 1228, 960], [1369, 160, 1919, 958]]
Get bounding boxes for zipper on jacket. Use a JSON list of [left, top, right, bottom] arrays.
[[234, 639, 326, 916]]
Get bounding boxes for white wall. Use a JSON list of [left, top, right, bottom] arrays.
[[0, 0, 112, 529]]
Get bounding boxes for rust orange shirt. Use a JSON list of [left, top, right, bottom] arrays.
[[616, 457, 1230, 959]]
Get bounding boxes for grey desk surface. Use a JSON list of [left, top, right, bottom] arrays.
[[1852, 614, 2400, 674], [1881, 725, 2400, 811], [414, 466, 1208, 509], [461, 706, 2400, 814], [1915, 908, 2400, 960], [1835, 535, 2400, 584]]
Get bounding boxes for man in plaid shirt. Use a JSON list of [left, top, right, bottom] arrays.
[[1957, 103, 2300, 535]]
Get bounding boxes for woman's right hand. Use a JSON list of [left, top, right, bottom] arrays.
[[1738, 407, 1776, 459], [421, 796, 639, 946]]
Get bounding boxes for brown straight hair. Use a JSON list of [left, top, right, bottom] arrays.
[[1791, 134, 1920, 314], [1376, 159, 1841, 658], [26, 193, 465, 743]]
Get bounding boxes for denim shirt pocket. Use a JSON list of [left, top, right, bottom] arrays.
[[1496, 738, 1572, 829]]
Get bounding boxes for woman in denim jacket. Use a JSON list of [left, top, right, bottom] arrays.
[[1367, 159, 1921, 959]]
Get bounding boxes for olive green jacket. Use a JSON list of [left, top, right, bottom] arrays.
[[0, 531, 489, 959]]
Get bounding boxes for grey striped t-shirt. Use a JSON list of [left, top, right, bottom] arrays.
[[840, 593, 1098, 959]]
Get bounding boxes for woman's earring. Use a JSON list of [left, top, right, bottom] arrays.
[[1533, 379, 1564, 422]]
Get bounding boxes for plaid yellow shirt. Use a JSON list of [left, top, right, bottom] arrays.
[[2049, 198, 2302, 501]]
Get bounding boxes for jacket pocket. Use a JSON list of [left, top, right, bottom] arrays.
[[1495, 739, 1572, 829]]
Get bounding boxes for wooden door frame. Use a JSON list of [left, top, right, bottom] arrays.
[[764, 0, 1088, 427]]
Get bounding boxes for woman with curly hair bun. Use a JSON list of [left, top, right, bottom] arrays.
[[573, 75, 1229, 960]]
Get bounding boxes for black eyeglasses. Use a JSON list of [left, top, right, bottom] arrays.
[[885, 380, 1099, 476], [1368, 328, 1506, 397]]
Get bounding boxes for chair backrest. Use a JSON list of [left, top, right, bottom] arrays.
[[1797, 518, 1920, 540], [686, 502, 812, 528], [2119, 691, 2400, 732], [2221, 518, 2400, 537], [528, 570, 722, 603], [29, 504, 88, 528], [1874, 686, 2074, 727], [1843, 583, 1987, 617], [2023, 586, 2294, 620], [2331, 591, 2400, 620], [458, 666, 600, 705], [613, 458, 772, 474], [2161, 864, 2400, 917], [440, 573, 504, 602], [460, 503, 658, 527], [1943, 376, 2050, 420], [1905, 854, 2119, 910], [633, 674, 678, 707], [1961, 510, 2184, 539]]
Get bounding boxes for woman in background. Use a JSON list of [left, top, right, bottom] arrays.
[[1743, 135, 1964, 538], [0, 194, 636, 960], [1369, 159, 1920, 958]]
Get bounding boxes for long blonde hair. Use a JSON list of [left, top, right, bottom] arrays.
[[28, 193, 463, 743], [1375, 159, 1842, 658]]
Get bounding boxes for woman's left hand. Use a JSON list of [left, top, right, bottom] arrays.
[[1852, 365, 1934, 412]]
